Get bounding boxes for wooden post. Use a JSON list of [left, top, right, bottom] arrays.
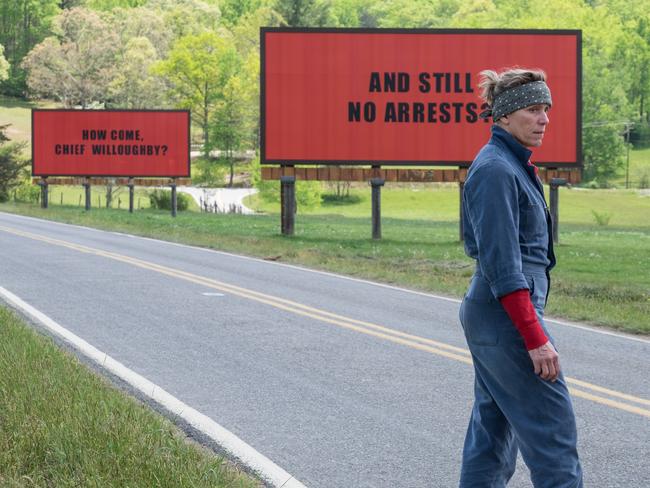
[[459, 181, 465, 242], [549, 177, 567, 244], [170, 178, 177, 217], [39, 177, 48, 209], [128, 178, 134, 213], [84, 178, 91, 211], [280, 175, 296, 235], [370, 178, 385, 240]]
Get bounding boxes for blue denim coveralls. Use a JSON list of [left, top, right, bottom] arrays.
[[459, 125, 583, 487]]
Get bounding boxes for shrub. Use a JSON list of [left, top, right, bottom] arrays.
[[148, 189, 190, 211], [14, 182, 40, 202], [591, 209, 612, 226], [192, 157, 227, 186], [630, 122, 650, 149]]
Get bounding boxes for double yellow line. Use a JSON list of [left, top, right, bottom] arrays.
[[1, 224, 649, 419]]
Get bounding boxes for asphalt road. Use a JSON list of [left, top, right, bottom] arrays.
[[0, 211, 648, 488]]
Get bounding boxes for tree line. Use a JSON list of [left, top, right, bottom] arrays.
[[1, 0, 649, 188]]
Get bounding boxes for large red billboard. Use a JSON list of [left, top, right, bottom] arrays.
[[32, 110, 190, 177], [262, 29, 581, 167]]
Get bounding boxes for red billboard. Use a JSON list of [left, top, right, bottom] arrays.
[[32, 110, 190, 177], [262, 29, 581, 167]]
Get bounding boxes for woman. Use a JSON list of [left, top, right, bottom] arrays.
[[459, 68, 583, 488]]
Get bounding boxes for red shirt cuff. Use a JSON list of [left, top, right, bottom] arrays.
[[499, 289, 548, 350]]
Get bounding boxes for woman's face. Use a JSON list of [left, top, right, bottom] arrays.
[[499, 104, 550, 147]]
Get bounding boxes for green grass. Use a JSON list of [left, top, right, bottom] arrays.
[[0, 306, 259, 487], [1, 200, 648, 334], [247, 184, 650, 228], [0, 96, 59, 151], [611, 146, 650, 188], [42, 186, 154, 210], [19, 185, 203, 212]]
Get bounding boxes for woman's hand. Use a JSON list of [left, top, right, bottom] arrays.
[[528, 341, 561, 382]]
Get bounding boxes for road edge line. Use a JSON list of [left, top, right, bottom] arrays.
[[0, 285, 307, 488]]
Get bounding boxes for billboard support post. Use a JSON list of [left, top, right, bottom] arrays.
[[84, 178, 91, 211], [171, 178, 177, 218], [549, 177, 567, 244], [39, 178, 48, 209], [128, 178, 134, 213], [280, 175, 296, 235], [370, 178, 384, 240], [459, 181, 465, 242]]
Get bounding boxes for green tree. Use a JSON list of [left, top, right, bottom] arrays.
[[0, 124, 28, 202], [85, 0, 148, 9], [110, 5, 173, 58], [108, 36, 168, 108], [21, 7, 118, 107], [273, 0, 331, 26], [0, 0, 61, 95], [145, 0, 222, 39], [154, 31, 239, 158], [444, 0, 634, 186], [369, 0, 460, 27], [219, 0, 264, 26]]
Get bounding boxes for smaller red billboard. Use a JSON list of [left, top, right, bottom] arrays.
[[32, 110, 190, 177]]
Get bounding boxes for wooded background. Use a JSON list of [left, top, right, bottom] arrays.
[[1, 0, 649, 188]]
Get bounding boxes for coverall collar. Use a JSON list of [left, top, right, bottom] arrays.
[[489, 124, 533, 166]]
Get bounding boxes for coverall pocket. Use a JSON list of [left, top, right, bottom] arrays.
[[460, 297, 508, 346], [521, 203, 547, 239]]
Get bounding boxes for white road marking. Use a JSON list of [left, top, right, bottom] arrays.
[[2, 211, 648, 344], [0, 285, 307, 488], [202, 292, 225, 297]]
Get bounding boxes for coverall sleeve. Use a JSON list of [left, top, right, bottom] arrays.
[[463, 162, 529, 298]]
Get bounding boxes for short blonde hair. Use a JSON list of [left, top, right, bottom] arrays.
[[478, 68, 547, 107]]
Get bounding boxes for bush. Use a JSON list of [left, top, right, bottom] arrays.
[[148, 189, 191, 211], [192, 157, 227, 186], [630, 122, 650, 149], [14, 182, 40, 202], [321, 193, 362, 205], [0, 124, 28, 202], [591, 209, 612, 226]]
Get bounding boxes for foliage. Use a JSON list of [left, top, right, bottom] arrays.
[[85, 0, 149, 10], [107, 36, 168, 108], [145, 0, 222, 39], [210, 52, 259, 186], [13, 182, 40, 203], [109, 5, 173, 58], [21, 7, 119, 107], [0, 124, 28, 202], [630, 122, 650, 149], [591, 209, 612, 226], [0, 0, 61, 96], [273, 0, 332, 26], [192, 156, 227, 186], [4, 0, 650, 186], [0, 44, 8, 81], [148, 188, 191, 211], [154, 31, 239, 157]]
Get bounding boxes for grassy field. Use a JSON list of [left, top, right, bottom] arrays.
[[246, 183, 650, 228], [1, 198, 648, 334], [0, 306, 259, 487], [609, 145, 650, 188]]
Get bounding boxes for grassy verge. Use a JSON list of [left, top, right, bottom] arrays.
[[0, 306, 259, 487], [1, 201, 648, 334]]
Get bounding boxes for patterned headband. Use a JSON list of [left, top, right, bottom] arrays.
[[480, 80, 552, 121]]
